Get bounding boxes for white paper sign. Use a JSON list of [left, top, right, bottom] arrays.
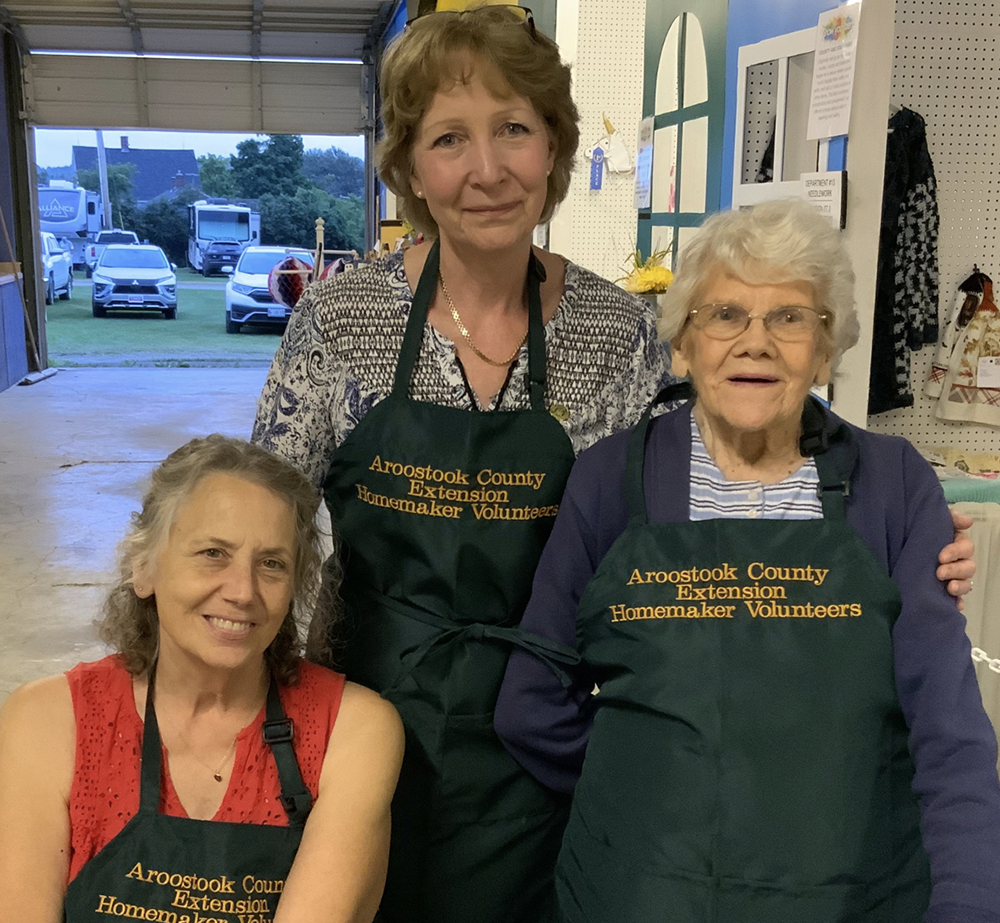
[[806, 3, 863, 141], [634, 117, 654, 210], [800, 171, 847, 228], [977, 356, 1000, 389]]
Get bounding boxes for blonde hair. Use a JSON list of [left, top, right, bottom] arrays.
[[659, 199, 860, 367], [98, 435, 335, 684], [376, 3, 578, 236]]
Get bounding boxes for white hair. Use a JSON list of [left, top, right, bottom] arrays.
[[659, 198, 860, 367]]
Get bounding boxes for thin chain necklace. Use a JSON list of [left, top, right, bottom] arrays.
[[438, 272, 528, 368], [155, 672, 265, 783], [202, 740, 237, 783], [158, 709, 238, 782]]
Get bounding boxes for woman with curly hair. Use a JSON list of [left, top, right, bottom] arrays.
[[0, 435, 403, 923]]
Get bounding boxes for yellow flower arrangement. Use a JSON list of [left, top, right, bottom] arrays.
[[617, 245, 674, 294]]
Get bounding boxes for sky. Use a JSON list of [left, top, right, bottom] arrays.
[[34, 128, 365, 168]]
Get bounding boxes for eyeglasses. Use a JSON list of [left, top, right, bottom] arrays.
[[686, 303, 829, 342], [406, 4, 536, 39]]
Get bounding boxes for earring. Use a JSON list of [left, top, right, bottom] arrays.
[[415, 191, 424, 199]]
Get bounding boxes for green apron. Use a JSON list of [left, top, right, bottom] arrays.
[[64, 671, 312, 922], [557, 398, 931, 923], [323, 241, 578, 923]]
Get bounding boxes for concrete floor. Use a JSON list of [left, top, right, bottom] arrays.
[[3, 369, 998, 760], [0, 368, 266, 703]]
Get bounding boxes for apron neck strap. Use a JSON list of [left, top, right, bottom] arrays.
[[625, 383, 694, 526], [393, 240, 548, 410], [262, 676, 313, 826], [800, 396, 849, 520], [813, 448, 849, 519], [525, 250, 547, 411], [139, 670, 165, 814], [138, 667, 313, 826], [393, 239, 441, 398]]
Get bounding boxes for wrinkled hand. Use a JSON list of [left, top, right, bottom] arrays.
[[939, 509, 976, 610]]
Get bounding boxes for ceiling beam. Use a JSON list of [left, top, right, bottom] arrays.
[[116, 0, 144, 55], [0, 6, 30, 56], [251, 0, 263, 57]]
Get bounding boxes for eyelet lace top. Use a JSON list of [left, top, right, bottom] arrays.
[[66, 656, 345, 883]]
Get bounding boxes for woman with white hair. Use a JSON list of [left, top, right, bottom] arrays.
[[496, 199, 1000, 923]]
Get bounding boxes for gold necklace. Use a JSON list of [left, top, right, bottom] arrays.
[[158, 710, 238, 782], [202, 740, 237, 783], [154, 672, 265, 783], [439, 272, 528, 368]]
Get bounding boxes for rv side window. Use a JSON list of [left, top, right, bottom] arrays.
[[88, 203, 95, 214]]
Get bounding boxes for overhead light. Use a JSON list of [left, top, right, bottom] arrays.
[[32, 50, 362, 65]]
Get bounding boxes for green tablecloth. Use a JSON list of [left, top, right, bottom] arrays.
[[941, 477, 1000, 504]]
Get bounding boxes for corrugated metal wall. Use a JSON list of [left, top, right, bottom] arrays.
[[23, 53, 363, 135]]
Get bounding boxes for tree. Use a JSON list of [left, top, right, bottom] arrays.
[[132, 197, 190, 266], [197, 154, 236, 198], [302, 147, 365, 199], [258, 186, 365, 252], [76, 163, 137, 229], [230, 134, 306, 199], [330, 195, 365, 251], [36, 166, 49, 186]]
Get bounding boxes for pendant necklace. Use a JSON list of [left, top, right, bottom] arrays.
[[159, 714, 238, 782], [439, 272, 528, 368], [154, 673, 265, 783]]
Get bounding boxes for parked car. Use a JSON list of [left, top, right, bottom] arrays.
[[40, 230, 73, 305], [225, 246, 313, 334], [91, 245, 177, 319], [85, 229, 140, 276], [201, 239, 245, 277]]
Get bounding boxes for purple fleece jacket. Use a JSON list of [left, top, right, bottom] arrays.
[[495, 401, 1000, 923]]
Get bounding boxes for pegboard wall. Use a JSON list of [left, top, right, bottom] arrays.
[[741, 62, 776, 184], [865, 0, 1000, 452], [553, 0, 647, 282]]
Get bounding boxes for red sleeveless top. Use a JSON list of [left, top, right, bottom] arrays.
[[66, 655, 345, 883]]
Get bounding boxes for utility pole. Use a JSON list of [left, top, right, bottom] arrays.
[[95, 129, 112, 229]]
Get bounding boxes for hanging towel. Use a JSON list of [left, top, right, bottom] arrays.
[[934, 280, 1000, 427]]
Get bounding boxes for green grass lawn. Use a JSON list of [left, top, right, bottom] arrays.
[[46, 273, 284, 368]]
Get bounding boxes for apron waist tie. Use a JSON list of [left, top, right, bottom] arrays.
[[353, 582, 581, 687], [401, 621, 581, 688]]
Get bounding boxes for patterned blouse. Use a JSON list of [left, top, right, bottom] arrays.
[[252, 251, 674, 486]]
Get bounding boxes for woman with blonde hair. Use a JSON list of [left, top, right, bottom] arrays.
[[254, 6, 976, 920], [252, 7, 674, 921]]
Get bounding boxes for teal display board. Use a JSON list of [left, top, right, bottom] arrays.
[[638, 0, 727, 267]]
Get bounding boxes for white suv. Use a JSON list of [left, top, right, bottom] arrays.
[[40, 231, 73, 304], [85, 229, 140, 276], [225, 246, 312, 334]]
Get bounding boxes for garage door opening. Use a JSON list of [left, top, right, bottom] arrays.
[[36, 127, 366, 368]]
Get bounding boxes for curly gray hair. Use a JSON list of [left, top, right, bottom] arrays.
[[97, 434, 336, 684]]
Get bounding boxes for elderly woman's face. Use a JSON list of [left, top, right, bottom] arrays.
[[135, 472, 296, 676], [672, 271, 832, 437], [409, 64, 554, 256]]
